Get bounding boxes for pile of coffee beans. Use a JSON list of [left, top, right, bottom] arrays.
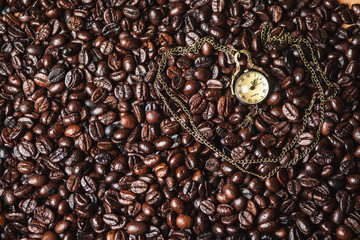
[[1, 0, 360, 239]]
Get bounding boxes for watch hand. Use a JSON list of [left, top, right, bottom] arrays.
[[253, 82, 263, 87], [250, 78, 257, 90], [252, 79, 265, 89]]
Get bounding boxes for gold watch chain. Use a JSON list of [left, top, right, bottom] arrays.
[[154, 24, 337, 179]]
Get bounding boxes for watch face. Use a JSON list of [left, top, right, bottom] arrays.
[[234, 71, 269, 105]]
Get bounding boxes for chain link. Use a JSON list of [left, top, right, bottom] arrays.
[[154, 24, 337, 179]]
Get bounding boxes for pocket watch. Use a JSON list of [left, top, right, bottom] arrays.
[[233, 69, 270, 105], [230, 50, 270, 105]]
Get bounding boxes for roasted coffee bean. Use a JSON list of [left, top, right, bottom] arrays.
[[298, 132, 314, 146], [14, 184, 33, 198], [28, 175, 47, 188], [299, 201, 318, 217], [103, 213, 120, 226], [81, 176, 97, 193], [282, 103, 300, 121], [336, 225, 354, 240], [260, 134, 277, 148], [65, 69, 81, 89], [217, 96, 232, 117], [34, 205, 55, 225], [313, 150, 336, 165], [64, 125, 82, 138], [200, 199, 216, 215], [353, 127, 360, 144], [189, 93, 207, 114], [48, 65, 66, 83], [17, 161, 34, 174], [130, 180, 148, 194], [127, 221, 147, 236], [89, 120, 104, 141], [272, 121, 291, 137], [8, 123, 25, 141], [238, 210, 254, 229], [20, 198, 37, 214], [26, 44, 44, 55], [67, 175, 81, 192], [120, 36, 140, 50], [50, 147, 69, 163], [17, 141, 36, 158]]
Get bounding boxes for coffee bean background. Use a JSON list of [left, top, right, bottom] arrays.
[[1, 0, 360, 239]]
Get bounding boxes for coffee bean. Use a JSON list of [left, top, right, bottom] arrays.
[[353, 127, 360, 143], [67, 175, 81, 192], [313, 150, 336, 165], [272, 121, 291, 137], [8, 123, 25, 141], [14, 184, 33, 198], [34, 205, 55, 225], [282, 103, 300, 121], [345, 216, 360, 234], [20, 198, 37, 214], [81, 175, 97, 193], [123, 6, 140, 20], [34, 73, 51, 88], [176, 214, 193, 229], [299, 201, 318, 217], [212, 0, 225, 12], [41, 230, 59, 240], [28, 175, 47, 188], [343, 86, 359, 103], [298, 132, 314, 146], [26, 44, 44, 55], [336, 225, 354, 240], [89, 120, 104, 141], [103, 213, 120, 226], [260, 134, 277, 148], [50, 147, 69, 163], [64, 125, 82, 138], [340, 192, 354, 213], [130, 180, 148, 194], [200, 199, 216, 215], [17, 141, 36, 158], [217, 96, 232, 117], [189, 93, 207, 114], [34, 96, 50, 113], [48, 65, 66, 83], [119, 36, 139, 50], [127, 221, 147, 236], [17, 161, 34, 174], [238, 210, 254, 229]]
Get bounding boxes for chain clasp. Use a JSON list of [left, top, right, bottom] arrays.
[[231, 52, 241, 96]]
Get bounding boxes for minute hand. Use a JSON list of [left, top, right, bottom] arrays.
[[251, 81, 263, 89]]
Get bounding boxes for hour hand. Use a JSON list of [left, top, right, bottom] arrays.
[[250, 78, 257, 90]]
